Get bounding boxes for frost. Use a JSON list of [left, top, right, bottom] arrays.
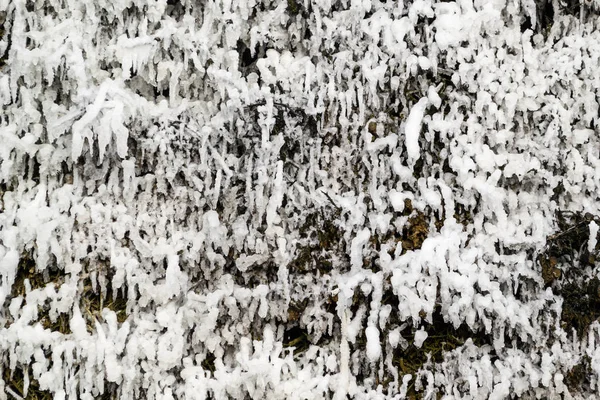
[[573, 128, 592, 145], [427, 86, 442, 109], [404, 97, 428, 164], [388, 190, 407, 213], [266, 160, 284, 232], [414, 328, 428, 349], [114, 36, 156, 80], [350, 228, 371, 270], [2, 0, 600, 398], [433, 2, 469, 50], [388, 328, 401, 349], [0, 249, 18, 307], [589, 221, 598, 253]]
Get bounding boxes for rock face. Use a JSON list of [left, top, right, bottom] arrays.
[[1, 1, 600, 399]]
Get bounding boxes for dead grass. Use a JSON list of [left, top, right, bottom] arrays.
[[4, 253, 128, 400], [80, 277, 129, 333], [384, 307, 492, 398], [289, 208, 343, 276], [8, 252, 71, 334], [564, 355, 592, 395], [538, 210, 600, 336], [2, 366, 53, 400]]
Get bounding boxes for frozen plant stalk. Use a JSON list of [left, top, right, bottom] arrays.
[[589, 220, 598, 253], [404, 97, 428, 164]]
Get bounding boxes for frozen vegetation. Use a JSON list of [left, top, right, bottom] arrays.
[[2, 0, 600, 398]]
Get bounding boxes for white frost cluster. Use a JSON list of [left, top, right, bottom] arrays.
[[1, 0, 600, 399]]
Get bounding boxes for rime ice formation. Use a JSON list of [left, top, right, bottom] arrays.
[[2, 0, 600, 399]]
